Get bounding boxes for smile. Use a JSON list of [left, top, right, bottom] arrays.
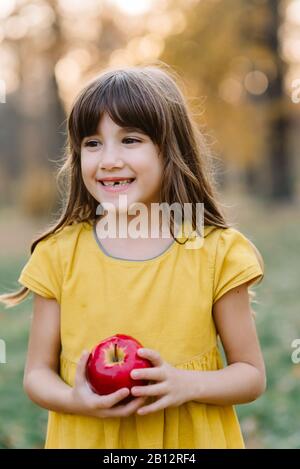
[[97, 178, 136, 193]]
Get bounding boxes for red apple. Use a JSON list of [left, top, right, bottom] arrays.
[[86, 334, 153, 402]]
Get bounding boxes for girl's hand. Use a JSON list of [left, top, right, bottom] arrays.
[[70, 351, 147, 419], [130, 348, 191, 416]]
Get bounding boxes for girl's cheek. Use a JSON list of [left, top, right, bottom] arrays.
[[81, 154, 98, 173]]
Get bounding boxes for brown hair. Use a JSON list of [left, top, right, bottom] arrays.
[[0, 62, 232, 308]]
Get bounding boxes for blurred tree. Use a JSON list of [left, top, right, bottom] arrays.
[[0, 0, 66, 213], [257, 0, 293, 201], [161, 0, 266, 178], [160, 0, 295, 201], [16, 164, 57, 219], [0, 0, 128, 216], [0, 0, 297, 211], [242, 0, 294, 201]]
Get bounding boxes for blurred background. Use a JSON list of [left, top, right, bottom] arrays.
[[0, 0, 299, 448]]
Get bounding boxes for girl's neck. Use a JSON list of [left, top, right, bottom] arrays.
[[96, 211, 176, 241]]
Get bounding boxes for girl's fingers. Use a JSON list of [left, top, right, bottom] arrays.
[[131, 367, 164, 381], [74, 350, 90, 387], [136, 396, 168, 416], [125, 396, 147, 410], [94, 387, 130, 409], [131, 382, 165, 397], [137, 348, 164, 367], [107, 396, 148, 417]]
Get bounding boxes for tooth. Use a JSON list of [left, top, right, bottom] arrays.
[[101, 179, 133, 186]]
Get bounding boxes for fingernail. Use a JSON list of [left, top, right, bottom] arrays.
[[138, 349, 145, 355]]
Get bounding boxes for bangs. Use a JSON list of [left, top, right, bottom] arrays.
[[69, 71, 168, 152]]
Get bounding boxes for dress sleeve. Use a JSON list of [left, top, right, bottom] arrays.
[[18, 235, 62, 303], [213, 228, 264, 304]]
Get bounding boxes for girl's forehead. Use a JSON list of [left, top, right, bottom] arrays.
[[95, 112, 145, 135], [96, 112, 119, 130]]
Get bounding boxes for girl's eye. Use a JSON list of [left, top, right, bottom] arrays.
[[84, 140, 100, 148], [83, 138, 141, 148], [122, 138, 141, 144]]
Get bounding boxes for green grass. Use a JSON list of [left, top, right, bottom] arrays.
[[0, 256, 48, 448], [233, 200, 300, 449], [0, 201, 300, 448]]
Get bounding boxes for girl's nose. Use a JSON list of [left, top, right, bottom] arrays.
[[99, 148, 124, 170]]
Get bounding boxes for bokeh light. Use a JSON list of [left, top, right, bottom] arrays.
[[108, 0, 154, 16], [219, 77, 244, 104], [244, 70, 269, 95], [0, 0, 16, 20], [286, 0, 300, 26]]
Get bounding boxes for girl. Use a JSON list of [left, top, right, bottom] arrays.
[[0, 64, 266, 449]]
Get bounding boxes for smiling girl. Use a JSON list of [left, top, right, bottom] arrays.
[[0, 64, 265, 449]]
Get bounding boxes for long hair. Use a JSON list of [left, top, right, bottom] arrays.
[[1, 63, 232, 308]]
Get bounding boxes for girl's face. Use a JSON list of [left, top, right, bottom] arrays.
[[81, 112, 163, 218]]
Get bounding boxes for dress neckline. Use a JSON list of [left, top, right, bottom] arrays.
[[88, 218, 217, 265], [92, 218, 179, 264]]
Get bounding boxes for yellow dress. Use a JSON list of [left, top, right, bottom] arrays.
[[18, 220, 264, 449]]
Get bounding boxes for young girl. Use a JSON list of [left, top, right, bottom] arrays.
[[0, 64, 266, 449]]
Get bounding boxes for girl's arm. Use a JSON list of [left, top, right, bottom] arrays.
[[188, 283, 266, 405], [23, 293, 74, 413], [128, 283, 266, 416], [23, 293, 147, 417]]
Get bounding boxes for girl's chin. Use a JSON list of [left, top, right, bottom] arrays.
[[96, 201, 139, 214]]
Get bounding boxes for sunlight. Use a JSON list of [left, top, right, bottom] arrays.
[[286, 0, 300, 26], [108, 0, 154, 16], [0, 0, 16, 19], [58, 0, 101, 14]]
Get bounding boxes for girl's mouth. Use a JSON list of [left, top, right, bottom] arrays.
[[97, 178, 136, 193]]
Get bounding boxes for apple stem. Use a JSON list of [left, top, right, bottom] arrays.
[[114, 344, 118, 362]]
